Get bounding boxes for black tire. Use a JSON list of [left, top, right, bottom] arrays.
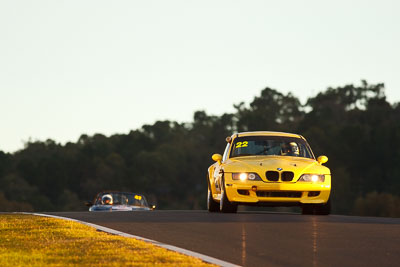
[[220, 177, 237, 213], [302, 199, 331, 215], [207, 181, 220, 212]]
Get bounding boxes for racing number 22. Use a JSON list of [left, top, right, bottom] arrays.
[[236, 141, 248, 148]]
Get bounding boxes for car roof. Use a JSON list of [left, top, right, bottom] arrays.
[[232, 131, 303, 139]]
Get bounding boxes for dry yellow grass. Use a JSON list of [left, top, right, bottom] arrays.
[[0, 214, 215, 266]]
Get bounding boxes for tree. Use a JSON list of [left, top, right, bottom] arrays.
[[235, 87, 304, 132]]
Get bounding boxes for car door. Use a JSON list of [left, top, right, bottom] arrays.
[[212, 143, 231, 193]]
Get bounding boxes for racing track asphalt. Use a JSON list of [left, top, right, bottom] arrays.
[[44, 210, 400, 267]]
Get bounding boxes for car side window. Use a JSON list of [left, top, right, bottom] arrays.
[[222, 143, 230, 162]]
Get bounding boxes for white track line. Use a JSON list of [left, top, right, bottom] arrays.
[[21, 212, 241, 267]]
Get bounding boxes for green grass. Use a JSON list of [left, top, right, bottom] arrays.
[[0, 214, 215, 266]]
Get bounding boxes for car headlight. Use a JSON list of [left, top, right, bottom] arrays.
[[298, 174, 325, 183], [232, 172, 262, 181]]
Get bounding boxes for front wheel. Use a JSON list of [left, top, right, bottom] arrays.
[[302, 199, 331, 215], [207, 182, 219, 212], [220, 178, 237, 213]]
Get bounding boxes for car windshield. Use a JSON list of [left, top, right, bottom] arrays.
[[95, 192, 149, 207], [230, 136, 314, 159]]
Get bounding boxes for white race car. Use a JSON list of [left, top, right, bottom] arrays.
[[86, 191, 155, 211]]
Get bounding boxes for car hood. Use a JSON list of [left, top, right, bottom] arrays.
[[223, 156, 330, 175]]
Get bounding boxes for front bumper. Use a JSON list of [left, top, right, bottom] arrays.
[[224, 174, 331, 205]]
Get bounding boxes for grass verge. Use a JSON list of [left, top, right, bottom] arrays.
[[0, 214, 215, 266]]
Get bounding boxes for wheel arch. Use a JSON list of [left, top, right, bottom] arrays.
[[207, 168, 218, 197]]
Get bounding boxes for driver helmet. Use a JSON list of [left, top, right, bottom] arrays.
[[102, 194, 113, 205], [289, 142, 299, 155]]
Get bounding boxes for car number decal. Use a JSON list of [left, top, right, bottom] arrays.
[[235, 141, 248, 148]]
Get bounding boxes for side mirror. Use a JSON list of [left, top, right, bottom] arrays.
[[212, 154, 222, 164], [317, 156, 328, 164], [84, 201, 93, 207]]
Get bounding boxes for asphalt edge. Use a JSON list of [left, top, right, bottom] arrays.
[[20, 212, 241, 267]]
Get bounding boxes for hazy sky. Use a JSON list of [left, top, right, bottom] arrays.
[[1, 0, 399, 153]]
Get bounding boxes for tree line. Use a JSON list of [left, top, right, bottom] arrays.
[[1, 80, 400, 217]]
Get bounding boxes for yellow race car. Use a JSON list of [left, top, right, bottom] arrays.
[[207, 131, 331, 215]]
